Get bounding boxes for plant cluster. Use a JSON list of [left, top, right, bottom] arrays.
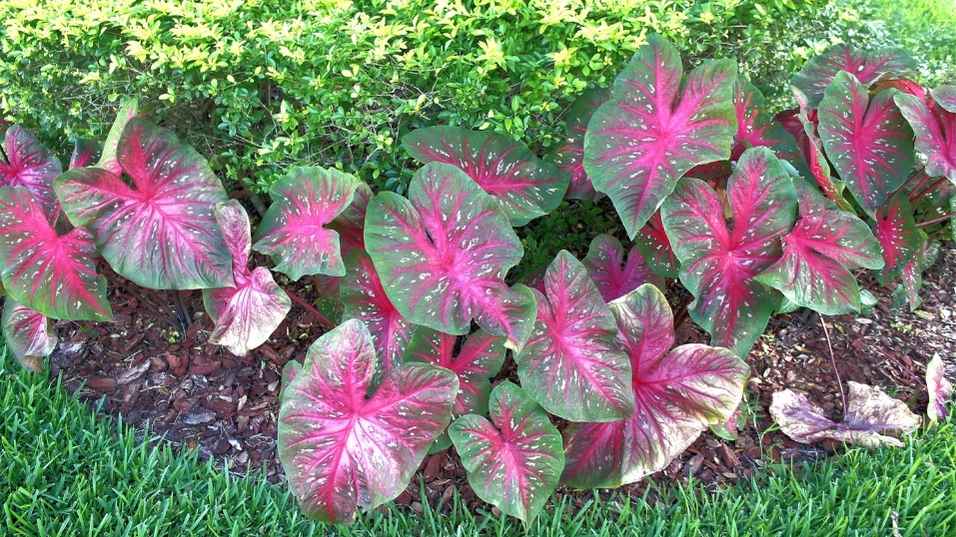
[[1, 34, 953, 526]]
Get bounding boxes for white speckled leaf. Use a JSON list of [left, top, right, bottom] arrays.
[[2, 298, 57, 371], [926, 355, 952, 422]]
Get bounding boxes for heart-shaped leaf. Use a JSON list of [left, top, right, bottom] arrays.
[[818, 72, 914, 212], [0, 187, 112, 321], [278, 319, 458, 523], [563, 284, 748, 488], [926, 355, 952, 423], [792, 45, 916, 108], [873, 193, 925, 285], [770, 382, 920, 448], [202, 200, 290, 356], [514, 250, 634, 422], [402, 127, 569, 225], [405, 327, 505, 416], [895, 85, 956, 183], [633, 212, 678, 278], [95, 98, 139, 175], [55, 118, 233, 290], [552, 88, 610, 200], [0, 125, 62, 217], [2, 298, 57, 372], [584, 34, 737, 238], [253, 166, 362, 281], [449, 381, 564, 524], [662, 147, 797, 356], [756, 178, 885, 315], [340, 251, 416, 376], [582, 234, 657, 302], [365, 162, 535, 350]]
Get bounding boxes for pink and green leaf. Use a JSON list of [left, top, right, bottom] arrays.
[[253, 167, 362, 280], [278, 319, 458, 523], [873, 193, 925, 285], [926, 354, 952, 423], [55, 118, 233, 290], [661, 147, 797, 357], [364, 162, 535, 350], [756, 177, 885, 315], [732, 77, 803, 163], [818, 72, 914, 212], [583, 35, 737, 238], [552, 88, 610, 200], [95, 98, 139, 175], [69, 139, 100, 169], [329, 180, 373, 255], [340, 251, 416, 376], [895, 87, 956, 183], [514, 250, 634, 422], [405, 327, 506, 416], [582, 234, 657, 302], [0, 125, 62, 217], [791, 45, 916, 107], [449, 381, 564, 524], [202, 201, 290, 356], [563, 284, 748, 488], [891, 238, 936, 311], [402, 127, 569, 225], [0, 187, 112, 321], [789, 88, 851, 208], [933, 86, 956, 113], [2, 298, 57, 372], [633, 212, 678, 278]]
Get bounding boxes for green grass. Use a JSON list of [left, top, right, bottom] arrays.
[[2, 347, 955, 537]]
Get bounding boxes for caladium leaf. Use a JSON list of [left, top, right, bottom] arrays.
[[202, 200, 290, 356], [95, 98, 139, 175], [732, 77, 803, 162], [584, 34, 737, 238], [563, 284, 748, 488], [926, 355, 952, 423], [278, 319, 458, 523], [789, 88, 850, 208], [0, 187, 112, 321], [756, 178, 885, 315], [514, 250, 634, 422], [791, 45, 916, 108], [69, 139, 100, 169], [2, 298, 57, 372], [552, 88, 610, 200], [0, 125, 62, 217], [55, 118, 233, 290], [449, 381, 564, 524], [873, 193, 925, 285], [402, 126, 569, 225], [329, 181, 373, 254], [818, 72, 914, 212], [661, 147, 797, 357], [405, 327, 505, 416], [633, 212, 678, 278], [582, 234, 656, 302], [340, 251, 415, 376], [253, 166, 362, 280], [895, 86, 956, 183], [770, 382, 920, 448], [891, 238, 936, 311], [365, 162, 535, 350], [933, 86, 956, 113]]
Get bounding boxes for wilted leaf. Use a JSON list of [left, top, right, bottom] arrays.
[[926, 355, 952, 422], [2, 298, 57, 371]]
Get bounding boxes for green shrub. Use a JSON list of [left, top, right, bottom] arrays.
[[1, 0, 830, 192]]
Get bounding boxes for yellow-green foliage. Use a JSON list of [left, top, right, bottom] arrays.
[[0, 0, 828, 191]]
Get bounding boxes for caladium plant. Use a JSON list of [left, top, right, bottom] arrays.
[[202, 200, 290, 356], [449, 381, 564, 525], [69, 139, 100, 170], [584, 34, 737, 238], [756, 177, 885, 315], [661, 147, 797, 357], [770, 382, 921, 448], [562, 284, 748, 488], [55, 118, 234, 290], [788, 87, 849, 208], [278, 319, 458, 523], [818, 72, 914, 212], [514, 250, 634, 422], [582, 234, 657, 302], [926, 354, 952, 423], [633, 212, 678, 279], [873, 193, 925, 286], [2, 298, 57, 371], [0, 186, 112, 321], [95, 98, 139, 175], [895, 84, 956, 183], [402, 126, 569, 226], [791, 45, 916, 108], [364, 162, 536, 350], [253, 166, 363, 281], [551, 88, 609, 200], [0, 125, 62, 218]]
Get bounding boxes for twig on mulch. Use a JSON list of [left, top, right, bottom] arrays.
[[819, 313, 847, 416], [286, 289, 334, 329]]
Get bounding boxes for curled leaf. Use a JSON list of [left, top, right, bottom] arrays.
[[2, 298, 57, 371], [69, 139, 100, 169], [95, 98, 139, 175], [926, 355, 952, 422]]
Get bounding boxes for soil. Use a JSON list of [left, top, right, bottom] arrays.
[[48, 245, 956, 512]]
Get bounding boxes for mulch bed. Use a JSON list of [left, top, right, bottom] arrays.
[[49, 245, 956, 512]]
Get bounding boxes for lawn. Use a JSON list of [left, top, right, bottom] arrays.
[[2, 346, 954, 537]]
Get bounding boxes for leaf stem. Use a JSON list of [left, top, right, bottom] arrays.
[[916, 211, 956, 229], [909, 177, 947, 202], [286, 288, 334, 329], [818, 313, 846, 416]]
